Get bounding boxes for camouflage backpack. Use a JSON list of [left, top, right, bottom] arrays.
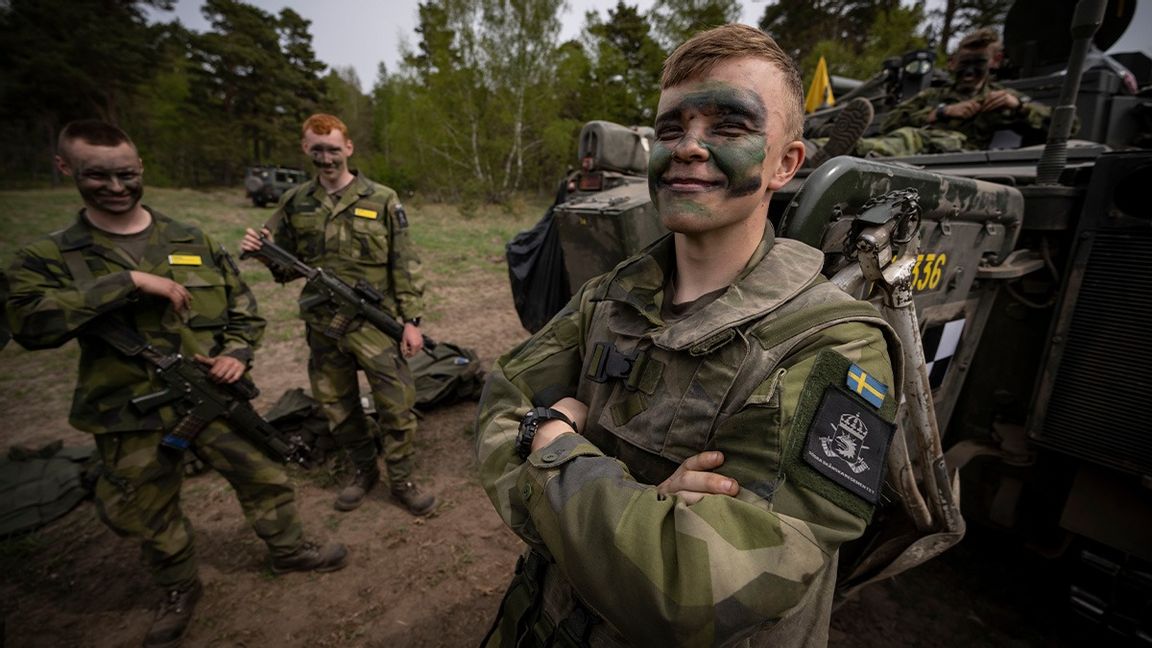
[[409, 342, 486, 411]]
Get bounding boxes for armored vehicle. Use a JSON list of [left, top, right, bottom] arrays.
[[244, 165, 308, 207], [508, 0, 1151, 639]]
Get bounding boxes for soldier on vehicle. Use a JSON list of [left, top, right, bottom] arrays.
[[240, 113, 437, 515], [4, 120, 348, 648], [475, 24, 901, 647], [825, 28, 1055, 158]]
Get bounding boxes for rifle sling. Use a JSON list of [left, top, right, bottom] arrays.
[[86, 317, 169, 367]]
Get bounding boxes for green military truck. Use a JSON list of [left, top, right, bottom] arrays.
[[244, 165, 308, 207], [509, 0, 1150, 639]]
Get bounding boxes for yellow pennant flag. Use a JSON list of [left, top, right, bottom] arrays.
[[805, 56, 836, 113]]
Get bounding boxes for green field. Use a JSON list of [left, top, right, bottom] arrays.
[[0, 186, 546, 316], [0, 186, 545, 410], [0, 187, 546, 277]]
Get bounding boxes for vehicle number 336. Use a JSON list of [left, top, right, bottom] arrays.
[[911, 253, 947, 291]]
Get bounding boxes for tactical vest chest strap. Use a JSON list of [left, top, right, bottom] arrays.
[[586, 342, 636, 384], [61, 249, 95, 283], [586, 342, 658, 393]]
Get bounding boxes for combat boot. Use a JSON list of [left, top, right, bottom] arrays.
[[808, 97, 874, 167], [143, 579, 203, 648], [270, 541, 349, 574], [391, 481, 438, 516], [334, 464, 380, 511]]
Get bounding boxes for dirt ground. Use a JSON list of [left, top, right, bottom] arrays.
[[0, 233, 1105, 647]]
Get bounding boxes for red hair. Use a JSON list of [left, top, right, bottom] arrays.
[[302, 113, 350, 139]]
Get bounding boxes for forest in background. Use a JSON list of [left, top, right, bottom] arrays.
[[0, 0, 1011, 201]]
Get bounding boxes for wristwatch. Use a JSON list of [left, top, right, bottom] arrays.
[[935, 103, 948, 122], [516, 406, 577, 459], [404, 317, 421, 327]]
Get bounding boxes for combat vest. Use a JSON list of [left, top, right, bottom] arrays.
[[499, 233, 902, 647], [47, 210, 242, 433], [576, 235, 900, 488], [274, 174, 407, 325]]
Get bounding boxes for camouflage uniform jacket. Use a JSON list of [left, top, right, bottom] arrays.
[[476, 225, 902, 647], [268, 172, 424, 327], [880, 81, 1052, 149], [5, 208, 265, 434]]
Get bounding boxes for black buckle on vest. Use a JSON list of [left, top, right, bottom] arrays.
[[588, 341, 638, 384]]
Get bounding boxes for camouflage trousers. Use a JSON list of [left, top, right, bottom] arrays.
[[853, 126, 969, 157], [306, 322, 418, 485], [93, 422, 303, 589]]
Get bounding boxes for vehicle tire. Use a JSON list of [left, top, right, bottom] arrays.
[[253, 196, 268, 208]]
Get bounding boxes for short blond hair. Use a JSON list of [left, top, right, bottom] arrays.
[[661, 24, 804, 140]]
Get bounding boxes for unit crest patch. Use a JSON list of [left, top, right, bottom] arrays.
[[783, 348, 898, 520], [802, 387, 893, 504]]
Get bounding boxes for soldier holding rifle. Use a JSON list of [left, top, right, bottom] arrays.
[[5, 120, 347, 647], [241, 113, 437, 515]]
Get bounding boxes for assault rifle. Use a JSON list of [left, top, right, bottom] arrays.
[[88, 318, 312, 467], [242, 234, 436, 350]]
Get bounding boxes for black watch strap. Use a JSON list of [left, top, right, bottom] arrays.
[[516, 406, 577, 459]]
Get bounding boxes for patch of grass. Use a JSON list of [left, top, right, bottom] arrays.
[[408, 199, 545, 279], [0, 188, 546, 321], [0, 188, 83, 261], [293, 455, 348, 489]]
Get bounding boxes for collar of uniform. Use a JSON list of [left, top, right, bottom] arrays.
[[56, 209, 100, 251], [305, 171, 373, 200], [348, 171, 375, 197], [597, 223, 826, 351], [590, 232, 674, 329], [57, 206, 193, 267]]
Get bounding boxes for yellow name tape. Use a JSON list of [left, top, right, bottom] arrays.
[[353, 208, 378, 219], [168, 254, 203, 266]]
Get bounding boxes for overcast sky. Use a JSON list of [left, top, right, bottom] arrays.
[[150, 0, 1151, 91], [151, 0, 691, 88]]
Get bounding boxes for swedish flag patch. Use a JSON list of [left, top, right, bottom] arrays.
[[846, 363, 887, 409]]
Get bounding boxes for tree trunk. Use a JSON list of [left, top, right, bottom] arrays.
[[940, 0, 958, 58], [502, 80, 526, 193]]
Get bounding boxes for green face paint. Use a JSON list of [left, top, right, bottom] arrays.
[[649, 83, 770, 209]]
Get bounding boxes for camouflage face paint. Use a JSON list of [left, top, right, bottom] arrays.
[[953, 52, 991, 94], [649, 84, 769, 204], [302, 130, 353, 185], [70, 149, 145, 216], [308, 143, 346, 172]]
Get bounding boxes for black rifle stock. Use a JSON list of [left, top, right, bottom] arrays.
[[89, 318, 312, 467], [242, 235, 436, 350]]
